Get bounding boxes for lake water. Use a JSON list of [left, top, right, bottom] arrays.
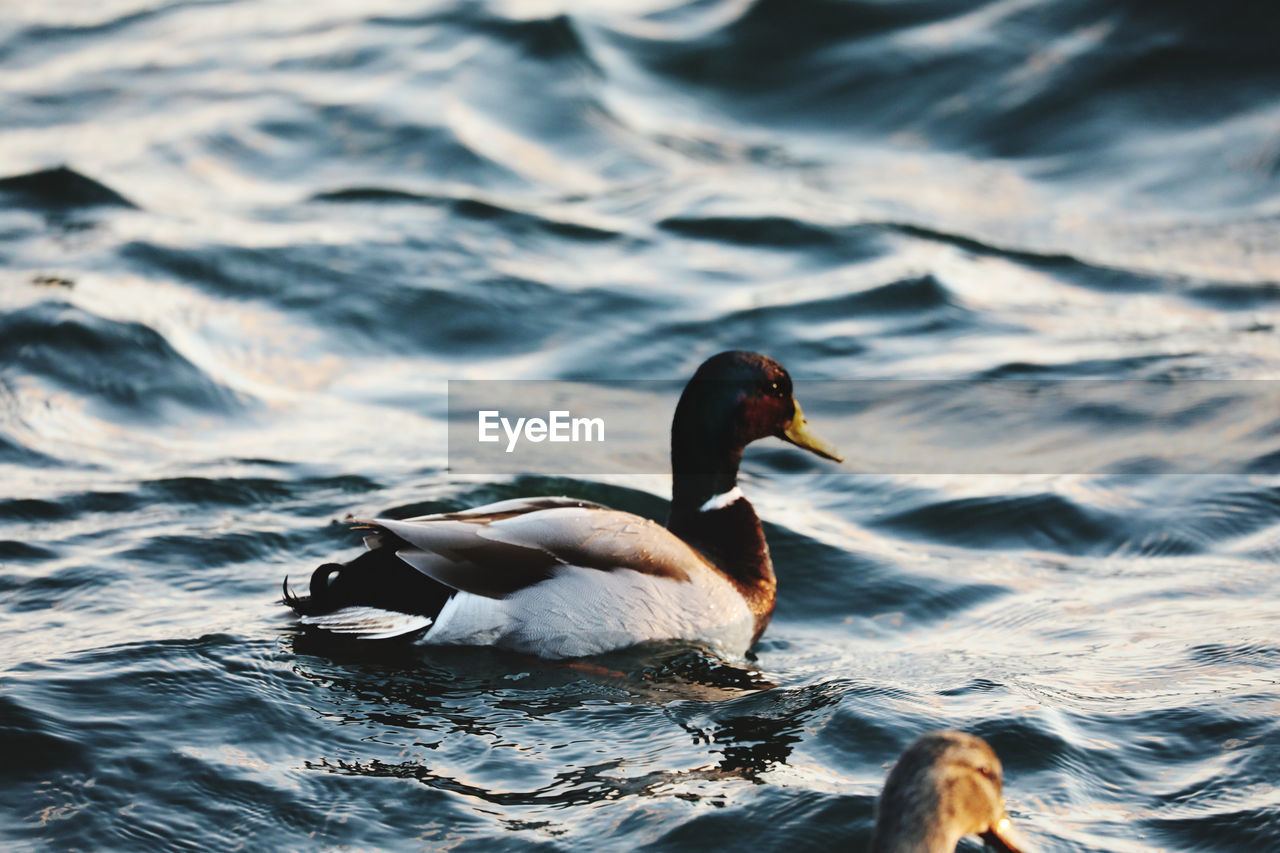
[[1, 1, 1278, 850]]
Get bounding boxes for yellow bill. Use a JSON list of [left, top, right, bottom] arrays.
[[780, 400, 843, 463]]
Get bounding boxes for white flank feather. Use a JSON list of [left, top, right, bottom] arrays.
[[426, 567, 755, 659], [428, 591, 511, 646]]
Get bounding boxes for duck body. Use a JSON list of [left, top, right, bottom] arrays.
[[292, 497, 759, 658], [282, 351, 841, 659]]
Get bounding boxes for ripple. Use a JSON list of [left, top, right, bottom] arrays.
[[873, 492, 1123, 554], [658, 214, 849, 248], [0, 694, 86, 776], [256, 104, 519, 187], [369, 8, 598, 68], [0, 301, 247, 420], [1186, 281, 1280, 310], [313, 188, 624, 242], [0, 541, 56, 561], [0, 166, 136, 210], [122, 239, 658, 358]]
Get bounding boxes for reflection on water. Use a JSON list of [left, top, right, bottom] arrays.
[[287, 639, 817, 816], [289, 643, 835, 818]]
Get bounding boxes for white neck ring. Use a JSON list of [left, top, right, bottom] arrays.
[[699, 486, 743, 512]]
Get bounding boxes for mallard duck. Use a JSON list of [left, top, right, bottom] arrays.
[[872, 731, 1028, 853], [282, 350, 842, 658]]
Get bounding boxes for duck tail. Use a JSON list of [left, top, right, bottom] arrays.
[[280, 563, 344, 615], [280, 546, 452, 641]]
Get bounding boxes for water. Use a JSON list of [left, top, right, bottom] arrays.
[[2, 1, 1278, 850]]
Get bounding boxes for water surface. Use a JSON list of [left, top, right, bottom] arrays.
[[2, 1, 1278, 850]]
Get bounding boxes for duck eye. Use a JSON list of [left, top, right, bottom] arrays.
[[769, 381, 781, 396]]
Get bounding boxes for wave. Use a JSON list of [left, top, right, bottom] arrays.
[[0, 301, 246, 420], [0, 166, 135, 210]]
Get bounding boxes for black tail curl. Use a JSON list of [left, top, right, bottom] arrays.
[[280, 563, 344, 615], [281, 546, 451, 622]]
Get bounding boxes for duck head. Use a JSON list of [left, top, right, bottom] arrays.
[[871, 730, 1028, 853], [670, 351, 841, 509], [674, 351, 842, 462]]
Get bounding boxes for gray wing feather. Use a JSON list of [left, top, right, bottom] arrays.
[[358, 500, 707, 600], [399, 496, 609, 523]]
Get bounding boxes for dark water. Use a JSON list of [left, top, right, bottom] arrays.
[[2, 1, 1279, 850]]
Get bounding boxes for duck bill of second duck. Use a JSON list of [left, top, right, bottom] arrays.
[[981, 816, 1029, 853]]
